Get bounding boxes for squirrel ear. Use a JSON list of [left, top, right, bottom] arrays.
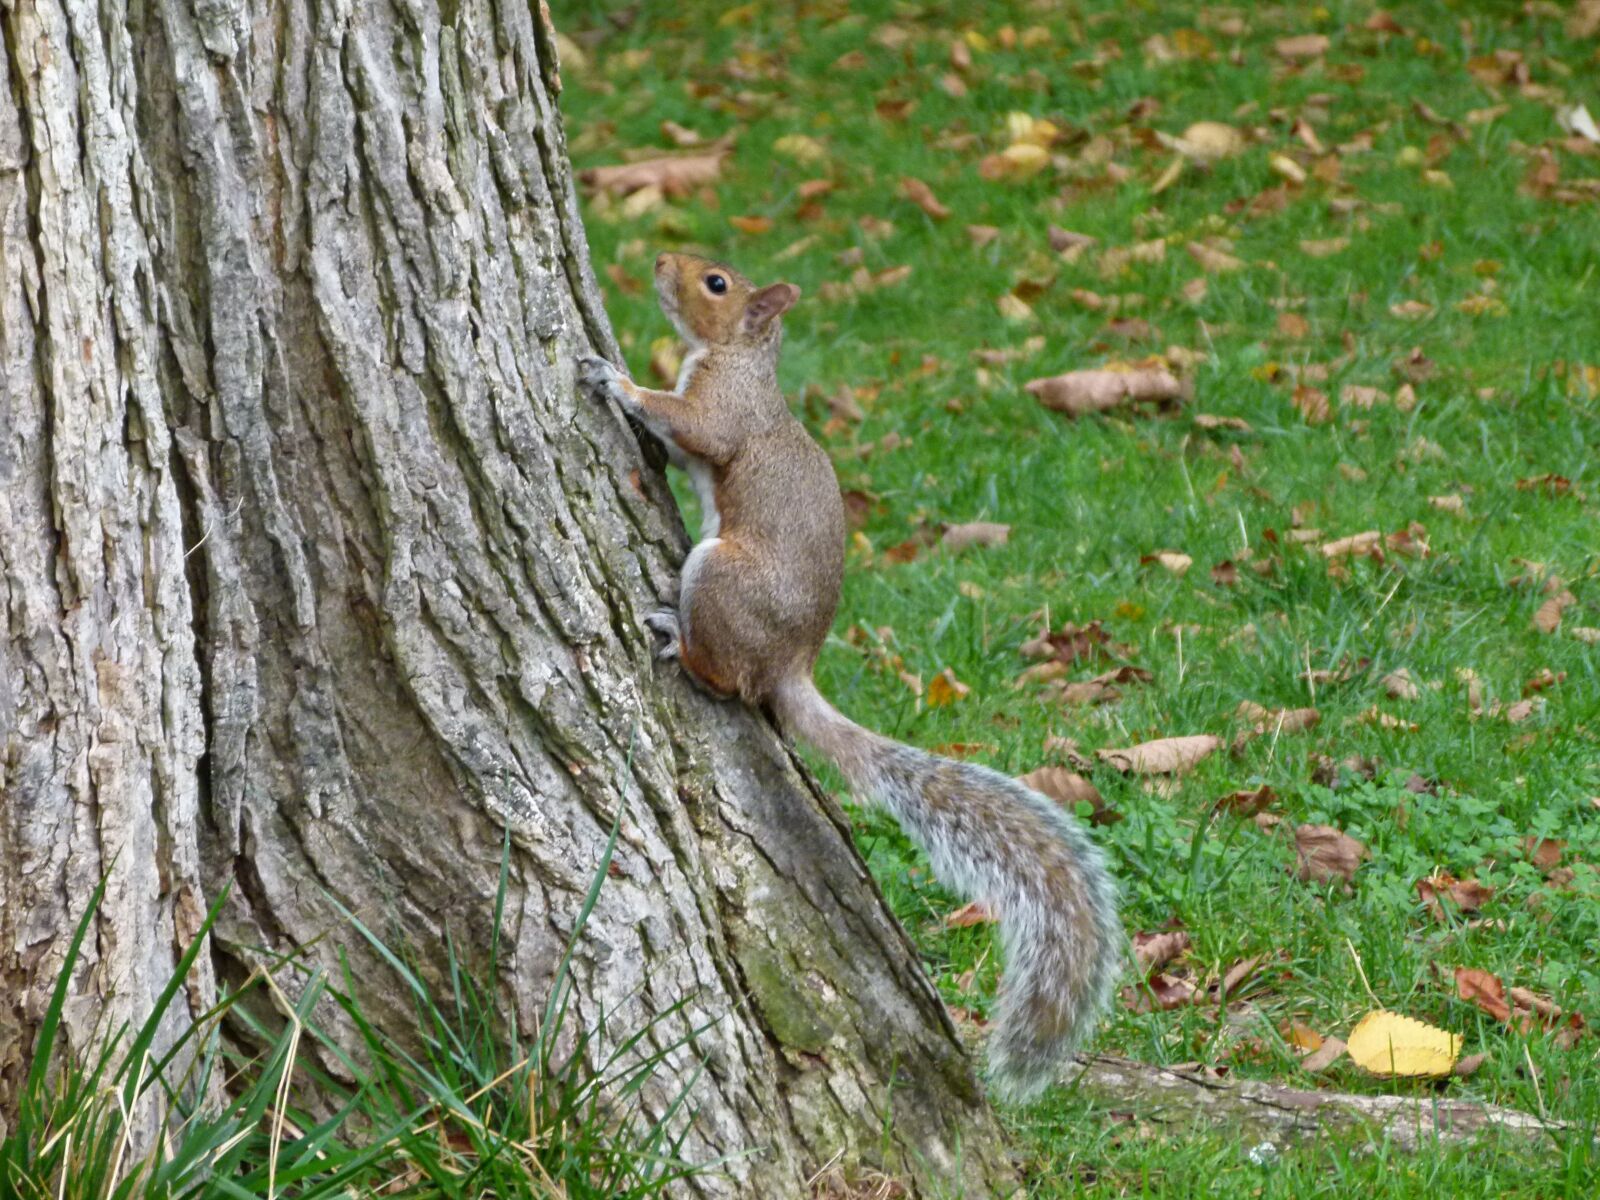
[[744, 282, 801, 332]]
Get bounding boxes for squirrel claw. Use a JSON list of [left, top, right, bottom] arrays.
[[577, 355, 624, 401], [644, 608, 681, 660]]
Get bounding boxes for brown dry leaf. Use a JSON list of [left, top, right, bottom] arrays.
[[581, 152, 725, 196], [1020, 620, 1119, 666], [945, 900, 996, 928], [1300, 237, 1349, 258], [1236, 701, 1322, 736], [1320, 531, 1382, 560], [1533, 589, 1577, 634], [729, 214, 772, 235], [1381, 669, 1420, 701], [1018, 766, 1104, 811], [1418, 873, 1494, 920], [966, 224, 1000, 247], [1522, 668, 1565, 696], [1186, 240, 1245, 273], [1217, 954, 1270, 1003], [1294, 824, 1368, 884], [1143, 550, 1194, 576], [1211, 560, 1240, 587], [941, 522, 1010, 552], [1275, 33, 1330, 60], [926, 667, 970, 707], [1133, 929, 1192, 973], [1127, 973, 1202, 1013], [1098, 734, 1223, 775], [1215, 785, 1278, 816], [1455, 966, 1512, 1023], [900, 177, 951, 221], [660, 119, 701, 147], [1573, 627, 1600, 644], [978, 142, 1051, 182], [1277, 312, 1311, 339], [1158, 120, 1247, 163], [1293, 385, 1331, 423], [1302, 1035, 1348, 1073], [1340, 384, 1388, 408], [1429, 493, 1466, 514], [1452, 1052, 1488, 1078], [1194, 413, 1253, 432], [1349, 706, 1419, 732], [1389, 299, 1434, 320], [1048, 225, 1098, 254], [1500, 697, 1542, 725], [1026, 365, 1193, 418], [1522, 836, 1565, 870]]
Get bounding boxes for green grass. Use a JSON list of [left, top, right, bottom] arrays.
[[1, 827, 711, 1198], [556, 0, 1600, 1193]]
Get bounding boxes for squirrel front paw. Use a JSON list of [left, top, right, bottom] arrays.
[[577, 355, 627, 404]]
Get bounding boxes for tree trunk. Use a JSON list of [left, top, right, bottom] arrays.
[[0, 0, 1018, 1194]]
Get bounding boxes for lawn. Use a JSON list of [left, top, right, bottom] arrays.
[[554, 0, 1600, 1194]]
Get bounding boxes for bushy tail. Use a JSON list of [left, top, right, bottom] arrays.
[[772, 676, 1123, 1100]]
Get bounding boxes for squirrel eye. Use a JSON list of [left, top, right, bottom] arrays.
[[705, 274, 728, 295]]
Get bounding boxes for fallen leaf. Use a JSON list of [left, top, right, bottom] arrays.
[[1455, 967, 1512, 1022], [1293, 824, 1368, 884], [1158, 120, 1247, 163], [1429, 493, 1466, 514], [1274, 33, 1330, 60], [1277, 312, 1310, 339], [1186, 240, 1245, 273], [927, 668, 970, 707], [966, 224, 1001, 247], [1049, 225, 1097, 254], [1533, 590, 1576, 634], [1302, 1035, 1348, 1072], [729, 214, 772, 235], [1293, 385, 1330, 423], [900, 176, 951, 220], [1347, 1011, 1461, 1078], [1340, 384, 1388, 408], [1381, 669, 1420, 701], [1133, 929, 1192, 973], [945, 900, 996, 928], [1270, 154, 1308, 185], [582, 153, 725, 197], [979, 141, 1051, 182], [1215, 784, 1277, 816], [1320, 531, 1382, 560], [1418, 873, 1494, 920], [1453, 1051, 1488, 1077], [1193, 413, 1252, 432], [941, 522, 1010, 551], [1098, 734, 1223, 775], [1300, 236, 1349, 258], [1018, 766, 1105, 812], [1522, 836, 1565, 870], [1389, 299, 1434, 320], [772, 134, 827, 165], [1026, 365, 1192, 417], [1143, 550, 1193, 576]]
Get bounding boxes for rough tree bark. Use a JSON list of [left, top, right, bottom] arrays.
[[0, 0, 1018, 1194]]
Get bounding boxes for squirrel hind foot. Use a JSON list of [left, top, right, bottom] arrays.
[[644, 608, 682, 660]]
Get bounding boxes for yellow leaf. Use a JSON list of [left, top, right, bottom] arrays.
[[772, 134, 827, 165], [927, 667, 970, 707], [1347, 1010, 1461, 1078]]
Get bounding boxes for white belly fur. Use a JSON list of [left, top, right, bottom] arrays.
[[679, 536, 722, 634]]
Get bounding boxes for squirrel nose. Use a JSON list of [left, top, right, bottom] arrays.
[[654, 253, 672, 274]]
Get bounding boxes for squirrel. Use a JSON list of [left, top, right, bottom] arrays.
[[578, 252, 1122, 1100]]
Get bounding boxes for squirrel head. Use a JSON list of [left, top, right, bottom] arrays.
[[655, 252, 800, 353]]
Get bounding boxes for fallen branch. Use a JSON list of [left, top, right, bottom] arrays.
[[1066, 1055, 1585, 1150]]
